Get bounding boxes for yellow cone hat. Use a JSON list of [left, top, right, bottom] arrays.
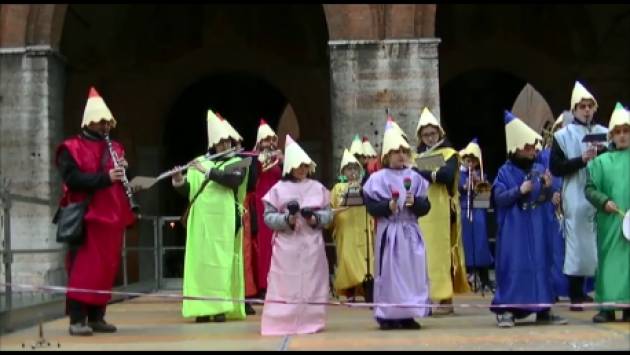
[[217, 113, 243, 142], [339, 148, 362, 173], [349, 135, 365, 156], [416, 107, 445, 137], [207, 110, 232, 148], [609, 102, 630, 133], [361, 136, 378, 158], [256, 118, 277, 144], [282, 134, 316, 176], [571, 81, 598, 111], [81, 87, 116, 128], [381, 122, 411, 161], [504, 111, 542, 154]]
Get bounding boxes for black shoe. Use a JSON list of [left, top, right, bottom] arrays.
[[569, 298, 584, 311], [245, 303, 256, 316], [87, 320, 117, 333], [378, 320, 399, 330], [399, 318, 421, 330], [195, 316, 211, 323], [213, 314, 226, 322], [582, 295, 594, 302], [592, 311, 615, 323]]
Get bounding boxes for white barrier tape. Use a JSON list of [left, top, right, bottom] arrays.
[[3, 282, 629, 309]]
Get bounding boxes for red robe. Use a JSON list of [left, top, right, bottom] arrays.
[[242, 192, 258, 297], [56, 135, 136, 305], [253, 160, 282, 290]]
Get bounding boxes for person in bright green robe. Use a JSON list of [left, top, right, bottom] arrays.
[[584, 103, 630, 323], [172, 111, 247, 322]]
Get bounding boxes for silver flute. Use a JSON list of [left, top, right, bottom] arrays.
[[104, 133, 140, 215]]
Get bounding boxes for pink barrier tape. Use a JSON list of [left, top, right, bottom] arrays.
[[3, 282, 630, 309]]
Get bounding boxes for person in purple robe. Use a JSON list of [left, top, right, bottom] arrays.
[[491, 111, 569, 328], [362, 124, 432, 330]]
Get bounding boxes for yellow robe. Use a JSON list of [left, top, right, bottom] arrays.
[[417, 148, 470, 301], [330, 182, 374, 295]]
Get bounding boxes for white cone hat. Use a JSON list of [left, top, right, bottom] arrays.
[[416, 107, 445, 137], [339, 148, 362, 173], [381, 122, 411, 161], [504, 111, 543, 154], [81, 87, 116, 128], [571, 81, 598, 111], [217, 113, 243, 142], [207, 110, 232, 148], [460, 138, 482, 161], [349, 135, 365, 156], [609, 102, 630, 133], [256, 118, 277, 145], [282, 134, 316, 176], [361, 136, 378, 158]]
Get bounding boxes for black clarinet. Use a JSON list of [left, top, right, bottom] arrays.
[[104, 133, 141, 215]]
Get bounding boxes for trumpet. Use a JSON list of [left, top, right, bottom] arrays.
[[104, 133, 140, 215]]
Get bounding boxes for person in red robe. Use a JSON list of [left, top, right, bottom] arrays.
[[252, 119, 283, 298], [55, 87, 136, 336]]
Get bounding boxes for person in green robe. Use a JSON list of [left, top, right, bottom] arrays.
[[584, 103, 630, 323], [172, 110, 247, 323]]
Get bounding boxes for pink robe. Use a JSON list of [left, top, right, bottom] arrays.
[[260, 179, 330, 336]]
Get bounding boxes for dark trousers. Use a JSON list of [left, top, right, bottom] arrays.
[[568, 275, 587, 301], [68, 298, 106, 324]]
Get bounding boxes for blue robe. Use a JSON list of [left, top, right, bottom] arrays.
[[536, 149, 594, 298], [490, 160, 555, 317], [458, 168, 494, 268]]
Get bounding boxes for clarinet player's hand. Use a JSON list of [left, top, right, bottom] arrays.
[[117, 157, 129, 169], [109, 167, 125, 182]]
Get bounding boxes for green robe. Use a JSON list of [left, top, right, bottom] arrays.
[[182, 156, 247, 320], [585, 147, 630, 304]]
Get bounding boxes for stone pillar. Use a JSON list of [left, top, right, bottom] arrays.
[[328, 38, 441, 179], [0, 45, 66, 289]]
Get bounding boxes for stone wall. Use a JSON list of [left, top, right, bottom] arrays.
[[0, 46, 66, 289], [329, 38, 441, 179]]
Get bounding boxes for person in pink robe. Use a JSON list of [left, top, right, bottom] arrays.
[[260, 135, 332, 336]]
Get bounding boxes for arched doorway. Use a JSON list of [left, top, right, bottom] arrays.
[[440, 70, 526, 179], [162, 72, 288, 215], [56, 4, 330, 288]]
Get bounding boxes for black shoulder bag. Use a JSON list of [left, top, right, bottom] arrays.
[[53, 147, 108, 245]]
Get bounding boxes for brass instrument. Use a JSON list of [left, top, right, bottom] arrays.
[[104, 134, 140, 215], [466, 165, 473, 222], [258, 148, 282, 172]]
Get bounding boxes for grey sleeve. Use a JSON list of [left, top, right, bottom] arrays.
[[313, 206, 333, 229], [263, 201, 293, 232]]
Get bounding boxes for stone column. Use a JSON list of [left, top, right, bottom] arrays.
[[0, 45, 66, 290], [328, 38, 441, 180]]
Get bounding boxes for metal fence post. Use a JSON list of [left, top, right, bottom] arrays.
[[2, 195, 12, 311]]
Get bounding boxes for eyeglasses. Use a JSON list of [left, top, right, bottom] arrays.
[[577, 103, 595, 110]]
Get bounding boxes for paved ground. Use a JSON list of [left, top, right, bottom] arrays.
[[1, 292, 629, 351]]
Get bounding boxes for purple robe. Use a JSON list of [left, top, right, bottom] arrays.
[[362, 167, 431, 320]]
